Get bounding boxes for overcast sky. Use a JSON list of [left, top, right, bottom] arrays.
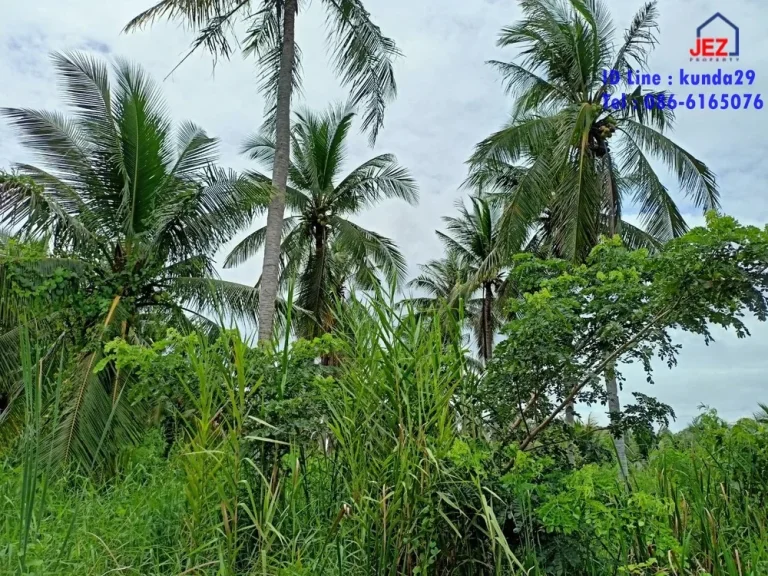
[[1, 0, 766, 428]]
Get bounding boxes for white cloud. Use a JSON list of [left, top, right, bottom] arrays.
[[1, 0, 766, 427]]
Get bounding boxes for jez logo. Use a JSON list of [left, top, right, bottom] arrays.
[[689, 13, 739, 59]]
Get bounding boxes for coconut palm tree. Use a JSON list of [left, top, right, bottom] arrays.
[[408, 253, 470, 306], [224, 105, 418, 339], [470, 0, 718, 263], [0, 53, 266, 467], [126, 0, 400, 342], [433, 196, 507, 364], [469, 0, 719, 477], [408, 253, 470, 339], [407, 253, 498, 361]]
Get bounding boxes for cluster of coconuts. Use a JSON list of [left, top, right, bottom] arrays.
[[596, 116, 618, 139], [589, 107, 618, 157]]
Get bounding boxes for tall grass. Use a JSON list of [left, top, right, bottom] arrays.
[[651, 415, 768, 575], [1, 296, 767, 575], [311, 295, 524, 574]]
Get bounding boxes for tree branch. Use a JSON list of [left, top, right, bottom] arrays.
[[519, 304, 675, 449]]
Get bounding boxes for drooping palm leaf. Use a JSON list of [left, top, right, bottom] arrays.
[[125, 0, 399, 145]]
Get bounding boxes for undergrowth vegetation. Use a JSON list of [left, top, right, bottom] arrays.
[[1, 264, 767, 575]]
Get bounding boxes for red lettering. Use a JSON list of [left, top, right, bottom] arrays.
[[689, 37, 702, 57], [714, 38, 728, 57], [702, 38, 715, 56], [690, 38, 725, 58]]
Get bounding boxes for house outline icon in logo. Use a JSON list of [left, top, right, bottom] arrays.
[[697, 13, 739, 56]]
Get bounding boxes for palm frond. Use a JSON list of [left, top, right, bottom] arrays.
[[112, 56, 175, 235], [487, 60, 570, 115], [124, 0, 253, 69], [321, 0, 401, 145], [755, 403, 768, 423], [616, 219, 663, 252], [241, 131, 278, 169], [617, 86, 673, 132], [407, 254, 469, 300], [620, 119, 719, 211], [610, 2, 659, 75], [50, 52, 119, 152], [470, 112, 559, 179], [0, 165, 108, 254], [151, 167, 270, 259], [333, 153, 418, 211], [332, 217, 407, 286], [170, 121, 220, 178], [223, 215, 300, 268], [171, 276, 261, 326], [616, 137, 688, 241], [50, 352, 144, 469], [0, 108, 94, 183]]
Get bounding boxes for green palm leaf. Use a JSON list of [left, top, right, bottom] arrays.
[[171, 277, 261, 326], [473, 0, 718, 265], [224, 216, 300, 269], [0, 53, 262, 469], [332, 217, 407, 285], [619, 119, 719, 211], [321, 0, 400, 144]]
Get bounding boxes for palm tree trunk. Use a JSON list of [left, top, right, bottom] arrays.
[[605, 151, 619, 238], [483, 282, 494, 363], [606, 361, 629, 480], [257, 0, 298, 342], [603, 151, 628, 480], [313, 224, 333, 365]]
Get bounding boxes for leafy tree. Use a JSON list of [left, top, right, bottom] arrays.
[[224, 105, 417, 339], [483, 214, 768, 457], [0, 53, 266, 467], [126, 0, 401, 342]]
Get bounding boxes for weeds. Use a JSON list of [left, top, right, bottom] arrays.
[[1, 296, 767, 575]]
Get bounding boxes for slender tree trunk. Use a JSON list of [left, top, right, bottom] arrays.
[[565, 400, 576, 466], [606, 362, 629, 480], [605, 151, 619, 239], [257, 0, 297, 342], [564, 383, 576, 427], [314, 223, 327, 329], [519, 305, 674, 450], [565, 402, 575, 425], [314, 224, 334, 365], [482, 282, 494, 363], [604, 151, 628, 480]]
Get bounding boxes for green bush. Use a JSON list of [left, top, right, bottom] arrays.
[[1, 430, 187, 575]]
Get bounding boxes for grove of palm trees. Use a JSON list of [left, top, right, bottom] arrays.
[[1, 0, 767, 574]]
